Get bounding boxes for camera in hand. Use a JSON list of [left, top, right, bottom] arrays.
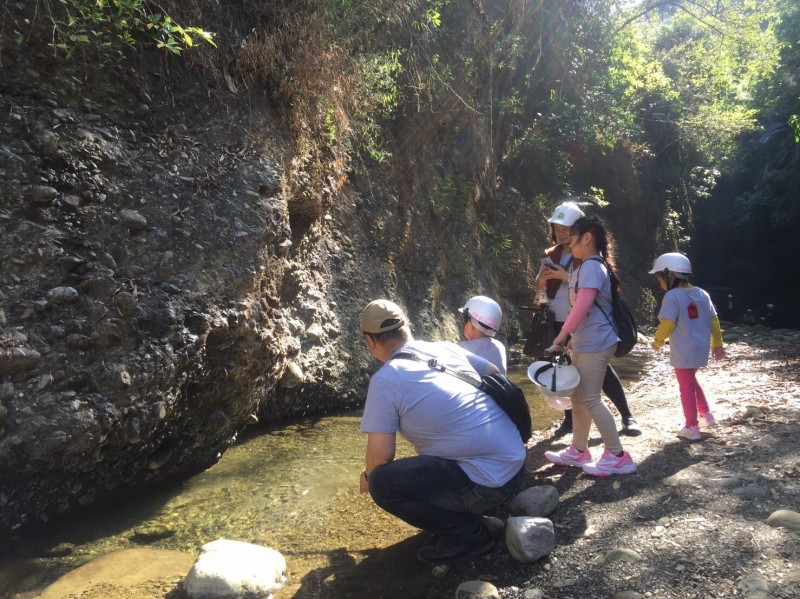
[[546, 262, 559, 270]]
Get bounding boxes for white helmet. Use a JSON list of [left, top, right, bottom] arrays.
[[459, 295, 502, 337], [649, 252, 692, 277], [548, 202, 585, 226], [527, 360, 580, 410]]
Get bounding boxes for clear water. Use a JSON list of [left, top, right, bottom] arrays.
[[0, 354, 649, 598]]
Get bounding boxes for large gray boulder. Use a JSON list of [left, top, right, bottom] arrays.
[[508, 485, 559, 517]]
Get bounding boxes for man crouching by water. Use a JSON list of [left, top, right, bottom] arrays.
[[358, 299, 526, 564]]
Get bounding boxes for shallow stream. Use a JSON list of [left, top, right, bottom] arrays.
[[1, 354, 649, 598]]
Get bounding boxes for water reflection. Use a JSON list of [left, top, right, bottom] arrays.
[[1, 352, 651, 598]]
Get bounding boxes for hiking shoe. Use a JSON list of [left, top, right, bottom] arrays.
[[545, 444, 592, 468], [482, 516, 506, 540], [416, 530, 495, 564], [621, 417, 642, 436], [581, 449, 637, 477], [698, 413, 717, 428], [553, 419, 573, 437], [677, 425, 702, 441]]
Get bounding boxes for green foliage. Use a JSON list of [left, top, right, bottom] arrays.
[[689, 166, 719, 200], [412, 0, 452, 31], [790, 115, 800, 143], [348, 49, 403, 162], [587, 187, 609, 208], [430, 176, 466, 218], [324, 107, 338, 147], [622, 0, 782, 163], [664, 207, 692, 250], [47, 0, 215, 56], [479, 222, 514, 259]]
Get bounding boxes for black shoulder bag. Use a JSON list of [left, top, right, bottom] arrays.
[[392, 352, 532, 443], [522, 305, 556, 359]]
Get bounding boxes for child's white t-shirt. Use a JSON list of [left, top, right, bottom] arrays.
[[658, 286, 717, 368], [458, 337, 507, 374]]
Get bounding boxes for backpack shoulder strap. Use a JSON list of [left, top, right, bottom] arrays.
[[391, 352, 481, 388], [574, 255, 603, 289], [574, 257, 618, 334]]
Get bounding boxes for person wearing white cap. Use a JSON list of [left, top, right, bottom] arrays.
[[358, 299, 526, 564], [534, 201, 641, 438]]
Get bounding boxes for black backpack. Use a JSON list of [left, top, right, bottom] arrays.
[[392, 352, 532, 443], [577, 257, 638, 358]]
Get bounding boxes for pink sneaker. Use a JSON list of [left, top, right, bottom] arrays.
[[698, 413, 717, 428], [677, 425, 702, 441], [544, 444, 592, 468], [581, 449, 637, 477]]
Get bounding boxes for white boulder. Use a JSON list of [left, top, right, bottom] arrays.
[[184, 539, 287, 598]]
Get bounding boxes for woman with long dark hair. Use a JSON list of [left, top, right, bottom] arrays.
[[544, 215, 636, 476], [534, 201, 641, 437]]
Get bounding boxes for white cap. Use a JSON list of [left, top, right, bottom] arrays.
[[547, 202, 585, 226]]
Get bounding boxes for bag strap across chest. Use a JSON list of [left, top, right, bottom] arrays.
[[391, 351, 482, 388], [575, 256, 619, 334]]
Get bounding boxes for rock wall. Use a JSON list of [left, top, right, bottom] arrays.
[[0, 2, 669, 536], [0, 34, 306, 531]]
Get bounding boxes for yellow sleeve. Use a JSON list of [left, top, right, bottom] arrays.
[[711, 315, 724, 348], [653, 318, 676, 348]]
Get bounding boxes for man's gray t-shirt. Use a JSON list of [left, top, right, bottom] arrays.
[[658, 286, 717, 369], [569, 257, 619, 352], [458, 337, 507, 374], [360, 340, 525, 488]]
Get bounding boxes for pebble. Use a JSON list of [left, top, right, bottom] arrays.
[[47, 286, 79, 304], [119, 208, 148, 231], [28, 185, 57, 205], [430, 564, 449, 579], [606, 548, 643, 563], [132, 521, 176, 542], [455, 580, 500, 599], [737, 577, 769, 599], [766, 509, 800, 532]]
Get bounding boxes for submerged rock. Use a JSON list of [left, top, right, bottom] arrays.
[[37, 548, 195, 599]]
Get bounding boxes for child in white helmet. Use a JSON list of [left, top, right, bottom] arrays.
[[650, 253, 726, 441], [458, 295, 507, 374]]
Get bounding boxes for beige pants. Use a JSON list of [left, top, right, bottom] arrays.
[[570, 344, 623, 455]]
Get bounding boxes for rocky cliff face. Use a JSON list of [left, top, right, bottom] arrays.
[[0, 43, 305, 531], [0, 2, 668, 537], [0, 20, 517, 535]]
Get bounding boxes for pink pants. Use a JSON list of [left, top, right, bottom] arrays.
[[675, 368, 710, 428]]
